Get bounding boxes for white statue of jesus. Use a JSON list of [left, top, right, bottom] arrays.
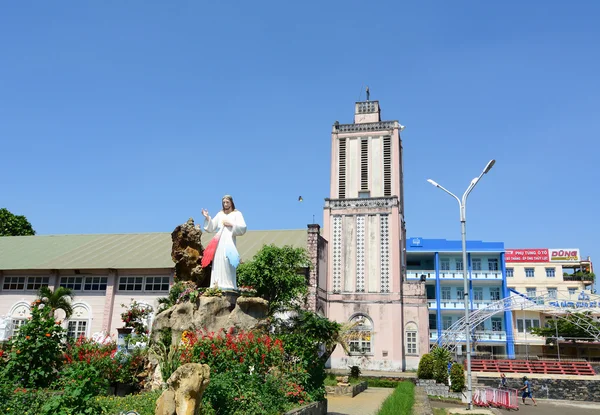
[[201, 195, 247, 290]]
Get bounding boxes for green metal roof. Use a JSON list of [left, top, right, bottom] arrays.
[[0, 230, 308, 271]]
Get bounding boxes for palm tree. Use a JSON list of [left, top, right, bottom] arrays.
[[38, 286, 74, 319]]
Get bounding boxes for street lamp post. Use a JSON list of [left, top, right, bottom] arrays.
[[427, 159, 496, 410]]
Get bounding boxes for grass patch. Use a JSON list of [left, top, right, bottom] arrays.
[[366, 378, 401, 388], [376, 381, 414, 415], [433, 408, 447, 415], [96, 390, 162, 415]]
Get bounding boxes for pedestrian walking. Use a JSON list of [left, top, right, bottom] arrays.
[[520, 376, 537, 406], [500, 373, 507, 388]]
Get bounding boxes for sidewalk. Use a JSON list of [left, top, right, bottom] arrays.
[[325, 369, 417, 379], [327, 387, 394, 415]]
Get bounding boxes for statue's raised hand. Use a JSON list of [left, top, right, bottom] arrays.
[[201, 209, 209, 219]]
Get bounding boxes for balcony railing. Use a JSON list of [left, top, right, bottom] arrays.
[[439, 300, 466, 309], [406, 270, 435, 280], [563, 273, 595, 282], [472, 299, 499, 309], [439, 271, 464, 279], [473, 330, 507, 341], [429, 330, 507, 342], [471, 271, 502, 280], [408, 270, 503, 280], [425, 299, 499, 310]]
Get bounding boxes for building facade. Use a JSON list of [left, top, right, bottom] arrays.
[[319, 99, 429, 371], [0, 230, 313, 342], [505, 248, 597, 359], [406, 237, 514, 358]]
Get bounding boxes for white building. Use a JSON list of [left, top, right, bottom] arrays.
[[505, 248, 597, 359]]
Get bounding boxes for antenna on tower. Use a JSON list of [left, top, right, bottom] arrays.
[[366, 86, 370, 101]]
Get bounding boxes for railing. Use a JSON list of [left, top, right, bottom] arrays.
[[471, 271, 502, 280], [425, 299, 500, 309], [563, 274, 594, 281], [429, 330, 507, 342], [439, 271, 463, 279], [408, 270, 503, 279], [406, 270, 436, 280], [473, 330, 507, 341], [439, 299, 466, 309], [472, 300, 499, 309]]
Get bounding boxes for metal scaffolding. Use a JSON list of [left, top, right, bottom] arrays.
[[438, 291, 600, 352]]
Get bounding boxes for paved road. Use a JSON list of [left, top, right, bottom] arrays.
[[431, 399, 600, 415], [327, 387, 394, 415]]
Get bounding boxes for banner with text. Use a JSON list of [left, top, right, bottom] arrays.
[[505, 249, 549, 262], [549, 248, 580, 262]]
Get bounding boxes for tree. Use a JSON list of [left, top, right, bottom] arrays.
[[449, 363, 465, 392], [237, 244, 310, 314], [431, 346, 451, 385], [417, 353, 434, 379], [38, 286, 74, 319], [531, 312, 600, 342], [0, 208, 35, 236]]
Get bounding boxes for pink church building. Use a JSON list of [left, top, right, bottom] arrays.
[[317, 99, 429, 371]]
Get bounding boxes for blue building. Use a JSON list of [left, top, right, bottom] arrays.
[[406, 237, 515, 358]]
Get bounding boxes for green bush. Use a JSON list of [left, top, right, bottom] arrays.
[[377, 381, 415, 415], [349, 365, 361, 379], [0, 370, 51, 415], [449, 363, 465, 392], [417, 353, 434, 379], [430, 346, 451, 385], [182, 328, 316, 414], [41, 363, 108, 415], [202, 371, 293, 415], [433, 358, 448, 385]]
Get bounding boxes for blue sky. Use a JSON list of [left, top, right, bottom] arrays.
[[1, 1, 599, 283]]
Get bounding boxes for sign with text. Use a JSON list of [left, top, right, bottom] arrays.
[[549, 248, 580, 262], [505, 249, 549, 262]]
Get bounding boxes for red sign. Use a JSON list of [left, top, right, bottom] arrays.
[[505, 249, 549, 262]]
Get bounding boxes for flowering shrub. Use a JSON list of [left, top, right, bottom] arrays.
[[173, 281, 204, 304], [63, 336, 148, 387], [3, 300, 66, 387], [121, 300, 153, 336], [238, 285, 257, 297], [185, 328, 285, 375], [175, 328, 314, 414]]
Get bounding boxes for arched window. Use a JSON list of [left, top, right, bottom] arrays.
[[66, 303, 92, 340], [405, 322, 419, 355], [8, 302, 31, 337], [348, 314, 373, 355]]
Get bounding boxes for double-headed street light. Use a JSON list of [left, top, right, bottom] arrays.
[[427, 159, 496, 410]]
